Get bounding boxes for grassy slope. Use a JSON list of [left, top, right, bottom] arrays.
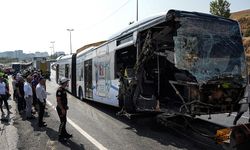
[[230, 10, 250, 72], [230, 9, 250, 20], [230, 10, 250, 54]]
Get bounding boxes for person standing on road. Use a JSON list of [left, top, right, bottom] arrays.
[[16, 76, 25, 114], [31, 73, 40, 112], [0, 76, 11, 114], [24, 75, 35, 120], [12, 75, 17, 101], [36, 77, 47, 127], [56, 77, 72, 142]]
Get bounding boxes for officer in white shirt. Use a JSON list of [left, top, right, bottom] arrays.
[[36, 77, 47, 127], [24, 75, 34, 119]]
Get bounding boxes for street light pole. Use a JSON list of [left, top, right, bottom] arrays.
[[136, 0, 138, 21], [50, 41, 55, 57], [67, 29, 74, 54]]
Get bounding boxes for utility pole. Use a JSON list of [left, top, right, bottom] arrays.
[[50, 41, 55, 58], [136, 0, 138, 21]]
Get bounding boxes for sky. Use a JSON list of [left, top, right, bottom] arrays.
[[0, 0, 249, 55]]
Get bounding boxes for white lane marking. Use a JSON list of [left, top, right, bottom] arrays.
[[46, 101, 108, 150]]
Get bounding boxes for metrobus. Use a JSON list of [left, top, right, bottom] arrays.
[[56, 54, 76, 96], [56, 9, 247, 117]]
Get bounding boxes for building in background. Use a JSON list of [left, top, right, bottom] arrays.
[[0, 50, 49, 61]]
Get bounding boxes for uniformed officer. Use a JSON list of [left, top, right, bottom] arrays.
[[56, 77, 72, 142]]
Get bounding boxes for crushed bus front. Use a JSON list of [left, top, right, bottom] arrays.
[[118, 10, 247, 117]]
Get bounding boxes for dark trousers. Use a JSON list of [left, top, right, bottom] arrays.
[[33, 95, 39, 111], [1, 94, 9, 112], [0, 97, 3, 113], [13, 90, 17, 101], [56, 106, 68, 137], [38, 101, 45, 125], [0, 103, 3, 113], [17, 96, 25, 112]]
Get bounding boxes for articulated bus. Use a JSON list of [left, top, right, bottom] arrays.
[[56, 54, 76, 96], [56, 9, 247, 117]]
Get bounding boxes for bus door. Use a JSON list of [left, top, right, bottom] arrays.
[[84, 59, 93, 99], [65, 64, 69, 78]]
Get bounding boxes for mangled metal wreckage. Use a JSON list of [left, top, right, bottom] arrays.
[[118, 10, 247, 118]]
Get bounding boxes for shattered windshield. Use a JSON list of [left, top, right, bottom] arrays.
[[174, 16, 246, 82]]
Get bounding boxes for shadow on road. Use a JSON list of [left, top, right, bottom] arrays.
[[1, 113, 11, 126], [45, 127, 85, 150], [82, 100, 223, 150], [22, 110, 85, 149]]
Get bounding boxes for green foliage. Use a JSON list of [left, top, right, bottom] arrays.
[[210, 0, 231, 18], [245, 28, 250, 37]]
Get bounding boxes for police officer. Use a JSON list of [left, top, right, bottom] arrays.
[[56, 77, 72, 142]]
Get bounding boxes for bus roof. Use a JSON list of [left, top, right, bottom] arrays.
[[108, 9, 238, 41], [77, 46, 96, 57], [108, 12, 166, 41], [57, 54, 73, 61], [76, 41, 106, 54], [74, 9, 239, 56], [11, 62, 32, 65]]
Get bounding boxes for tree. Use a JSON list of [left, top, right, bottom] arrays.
[[210, 0, 231, 18]]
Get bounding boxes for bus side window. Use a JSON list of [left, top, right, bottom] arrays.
[[65, 64, 69, 78]]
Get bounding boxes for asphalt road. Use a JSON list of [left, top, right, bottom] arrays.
[[10, 70, 250, 150]]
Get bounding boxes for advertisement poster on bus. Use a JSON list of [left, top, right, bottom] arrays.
[[94, 60, 111, 98]]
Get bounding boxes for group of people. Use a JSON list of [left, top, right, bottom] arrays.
[[12, 72, 47, 127], [11, 70, 72, 142]]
